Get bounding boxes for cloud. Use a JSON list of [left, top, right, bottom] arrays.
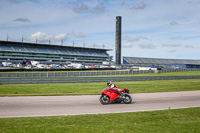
[[138, 43, 156, 49], [123, 43, 132, 48], [95, 43, 105, 48], [187, 0, 200, 4], [162, 43, 182, 47], [73, 4, 89, 13], [92, 5, 105, 13], [121, 1, 126, 6], [73, 4, 105, 14], [72, 32, 86, 38], [123, 35, 149, 42], [14, 18, 31, 23], [54, 34, 68, 41], [0, 0, 199, 60], [170, 21, 178, 25], [183, 45, 195, 48], [187, 1, 193, 4], [29, 32, 51, 42], [29, 32, 68, 43], [131, 2, 146, 10]]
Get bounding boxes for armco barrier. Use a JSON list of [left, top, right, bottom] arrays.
[[0, 75, 200, 85], [1, 68, 200, 78]]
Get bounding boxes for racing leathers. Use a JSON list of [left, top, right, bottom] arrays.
[[109, 84, 123, 98]]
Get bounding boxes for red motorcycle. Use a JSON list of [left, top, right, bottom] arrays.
[[99, 87, 132, 105]]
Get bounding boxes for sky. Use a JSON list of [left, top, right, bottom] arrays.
[[0, 0, 200, 61]]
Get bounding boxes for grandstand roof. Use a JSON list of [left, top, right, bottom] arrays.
[[0, 40, 111, 51], [123, 57, 200, 65]]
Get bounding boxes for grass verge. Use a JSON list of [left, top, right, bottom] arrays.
[[0, 107, 199, 133], [0, 79, 200, 96]]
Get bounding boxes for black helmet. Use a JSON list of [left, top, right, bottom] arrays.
[[107, 81, 112, 86]]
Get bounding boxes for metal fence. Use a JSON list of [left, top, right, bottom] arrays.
[[0, 68, 200, 78], [0, 68, 200, 84], [0, 75, 200, 85]]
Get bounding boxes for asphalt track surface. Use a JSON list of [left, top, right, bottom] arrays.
[[0, 90, 200, 118]]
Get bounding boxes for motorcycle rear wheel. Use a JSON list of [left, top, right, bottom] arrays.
[[123, 94, 132, 104], [99, 95, 110, 105]]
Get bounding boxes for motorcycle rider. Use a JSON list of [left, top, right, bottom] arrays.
[[107, 81, 123, 98]]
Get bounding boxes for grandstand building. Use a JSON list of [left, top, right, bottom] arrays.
[[123, 57, 200, 68], [0, 40, 112, 64]]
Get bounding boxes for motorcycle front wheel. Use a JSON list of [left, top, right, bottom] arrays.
[[99, 95, 110, 105], [123, 94, 132, 104]]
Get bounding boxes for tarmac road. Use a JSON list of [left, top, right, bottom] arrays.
[[0, 90, 200, 118]]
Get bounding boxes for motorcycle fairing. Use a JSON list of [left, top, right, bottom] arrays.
[[102, 89, 120, 102]]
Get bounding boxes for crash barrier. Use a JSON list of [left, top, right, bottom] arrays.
[[1, 75, 200, 85], [0, 68, 200, 78]]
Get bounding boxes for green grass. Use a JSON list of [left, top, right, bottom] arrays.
[[0, 107, 199, 133], [0, 79, 200, 96], [133, 71, 200, 76]]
